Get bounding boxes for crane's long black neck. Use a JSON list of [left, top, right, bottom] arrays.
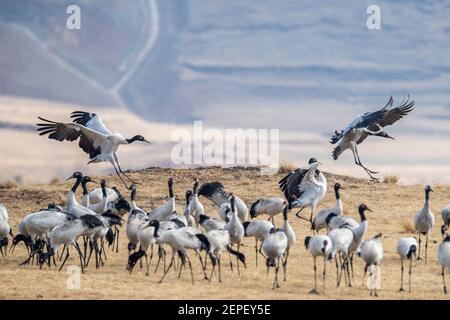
[[102, 183, 107, 198], [131, 188, 137, 202], [193, 181, 199, 194], [358, 207, 367, 222], [81, 181, 89, 196], [71, 176, 82, 193], [126, 136, 141, 144], [334, 188, 340, 200], [152, 221, 160, 238], [425, 189, 431, 202], [283, 207, 288, 222], [168, 181, 174, 198]]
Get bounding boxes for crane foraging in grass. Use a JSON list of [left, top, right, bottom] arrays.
[[36, 111, 150, 188], [330, 96, 414, 181]]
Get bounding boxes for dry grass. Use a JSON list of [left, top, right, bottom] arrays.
[[402, 221, 416, 234], [49, 177, 61, 185], [0, 180, 17, 189], [278, 160, 296, 174], [0, 167, 449, 300], [383, 174, 400, 184]]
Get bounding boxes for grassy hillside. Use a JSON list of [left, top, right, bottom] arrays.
[[0, 167, 448, 299]]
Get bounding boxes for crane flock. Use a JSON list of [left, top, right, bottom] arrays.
[[1, 161, 449, 297], [1, 97, 447, 298]]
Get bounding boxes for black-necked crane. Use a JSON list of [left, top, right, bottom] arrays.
[[242, 219, 274, 267], [279, 159, 327, 223], [414, 185, 435, 264], [81, 176, 97, 207], [330, 96, 414, 181], [250, 197, 284, 224], [126, 209, 148, 256], [396, 237, 417, 293], [328, 204, 372, 287], [203, 229, 245, 282], [147, 178, 175, 221], [360, 233, 383, 297], [88, 179, 109, 214], [183, 190, 195, 227], [438, 234, 450, 294], [199, 214, 226, 232], [224, 193, 246, 275], [66, 172, 97, 218], [312, 183, 344, 232], [146, 220, 208, 285], [262, 227, 288, 290], [36, 111, 150, 188], [17, 208, 76, 265], [38, 214, 104, 273], [305, 235, 333, 294], [189, 178, 205, 225], [198, 182, 249, 223], [127, 217, 157, 276]]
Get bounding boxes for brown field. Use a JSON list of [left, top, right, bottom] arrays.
[[0, 167, 449, 300]]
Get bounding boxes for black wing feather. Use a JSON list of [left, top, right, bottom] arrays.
[[198, 182, 226, 198], [80, 214, 103, 229], [36, 116, 101, 160]]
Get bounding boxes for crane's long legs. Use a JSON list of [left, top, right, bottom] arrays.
[[236, 243, 241, 276], [73, 242, 85, 274], [351, 145, 380, 181], [408, 257, 413, 293], [255, 239, 259, 267], [282, 249, 290, 281], [399, 258, 405, 291], [159, 255, 175, 283], [272, 257, 281, 290], [309, 256, 319, 294], [111, 161, 130, 189], [425, 233, 429, 264], [117, 162, 139, 185], [417, 234, 422, 260], [442, 267, 447, 294], [59, 248, 70, 272], [323, 256, 327, 294]]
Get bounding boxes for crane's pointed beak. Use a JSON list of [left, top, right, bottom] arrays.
[[387, 135, 395, 140], [143, 139, 151, 144], [66, 176, 75, 181]]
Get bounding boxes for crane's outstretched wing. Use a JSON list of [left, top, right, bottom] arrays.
[[279, 162, 317, 200], [357, 96, 414, 144], [330, 96, 393, 144], [197, 182, 229, 206], [71, 111, 111, 135], [36, 117, 107, 159], [367, 95, 414, 130]]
